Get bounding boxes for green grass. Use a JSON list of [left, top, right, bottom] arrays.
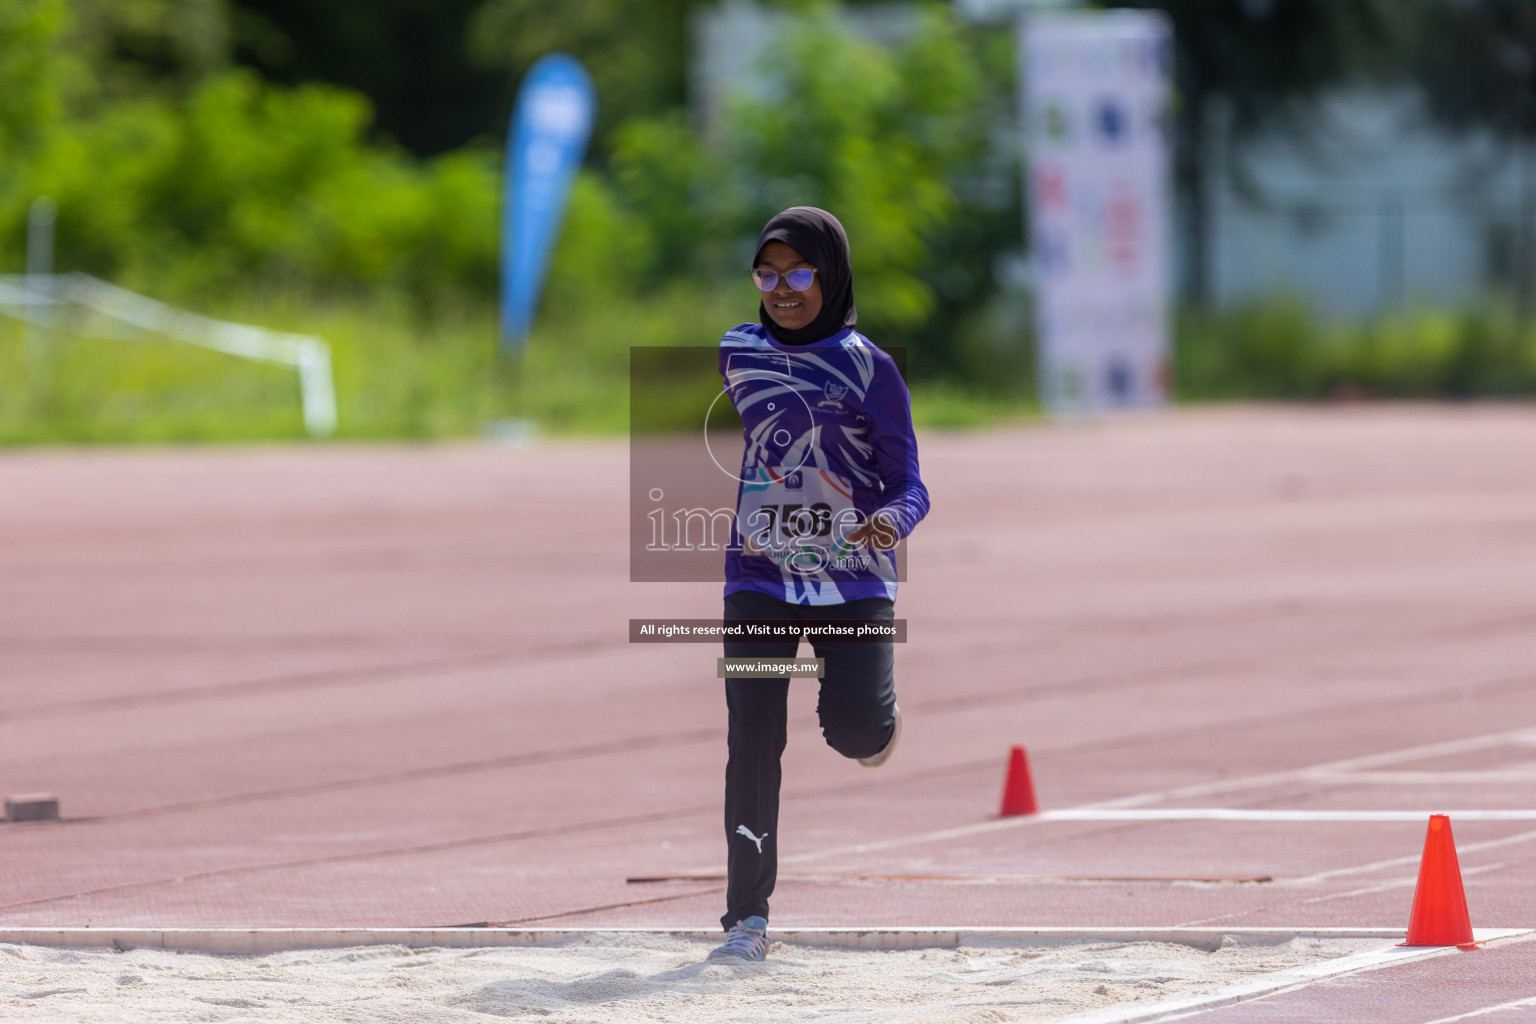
[[0, 318, 310, 443], [0, 285, 1042, 444], [12, 289, 1530, 447], [0, 285, 733, 443]]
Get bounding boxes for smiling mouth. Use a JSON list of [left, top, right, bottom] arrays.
[[774, 300, 802, 310]]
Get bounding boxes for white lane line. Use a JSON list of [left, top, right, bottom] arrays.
[[769, 724, 1536, 868], [777, 816, 1033, 865], [1042, 944, 1447, 1024], [1313, 770, 1536, 785], [1286, 827, 1536, 886], [1421, 995, 1536, 1023], [779, 808, 1536, 870], [1093, 727, 1536, 811], [1296, 861, 1509, 907], [1038, 809, 1536, 823], [1039, 929, 1534, 1024]]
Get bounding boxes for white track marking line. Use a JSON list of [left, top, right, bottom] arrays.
[[1092, 727, 1536, 811], [1041, 944, 1446, 1024], [1037, 809, 1536, 823], [1314, 767, 1536, 786], [766, 724, 1536, 868], [775, 815, 1045, 865], [1420, 995, 1536, 1023], [1313, 770, 1536, 784], [1296, 861, 1509, 907], [1039, 929, 1534, 1024], [779, 809, 1536, 868], [1287, 827, 1536, 886], [1090, 731, 1536, 811]]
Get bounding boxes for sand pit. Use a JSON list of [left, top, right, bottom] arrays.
[[0, 933, 1395, 1023]]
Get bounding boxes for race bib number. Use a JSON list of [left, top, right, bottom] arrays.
[[737, 466, 861, 575]]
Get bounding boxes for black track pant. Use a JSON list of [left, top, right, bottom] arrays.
[[720, 589, 897, 931]]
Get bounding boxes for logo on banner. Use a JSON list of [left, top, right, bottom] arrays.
[[1036, 163, 1068, 209], [1037, 101, 1071, 142], [1035, 229, 1071, 276], [1106, 184, 1143, 273], [1097, 100, 1128, 144]]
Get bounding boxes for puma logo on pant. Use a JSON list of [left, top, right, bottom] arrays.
[[735, 824, 768, 853]]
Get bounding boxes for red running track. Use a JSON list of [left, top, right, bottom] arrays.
[[2, 405, 1535, 1020]]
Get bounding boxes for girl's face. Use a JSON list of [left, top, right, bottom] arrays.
[[755, 241, 823, 332]]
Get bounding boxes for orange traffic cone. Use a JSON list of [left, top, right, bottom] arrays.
[[999, 745, 1039, 817], [1401, 814, 1477, 948]]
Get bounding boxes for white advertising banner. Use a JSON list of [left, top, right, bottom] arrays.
[[1021, 11, 1172, 414]]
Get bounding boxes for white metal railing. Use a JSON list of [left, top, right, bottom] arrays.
[[0, 272, 337, 438]]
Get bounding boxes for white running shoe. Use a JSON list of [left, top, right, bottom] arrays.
[[859, 704, 901, 768], [708, 916, 769, 961]]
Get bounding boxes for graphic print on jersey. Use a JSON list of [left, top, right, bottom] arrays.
[[719, 324, 928, 606]]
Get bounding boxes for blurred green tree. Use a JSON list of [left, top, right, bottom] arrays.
[[0, 0, 70, 163], [68, 0, 230, 97], [468, 0, 912, 159], [605, 5, 1017, 367], [6, 67, 501, 303], [3, 0, 1019, 384], [724, 6, 981, 333], [1, 0, 232, 225]]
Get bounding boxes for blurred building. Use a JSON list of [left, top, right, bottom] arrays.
[[1205, 87, 1529, 317]]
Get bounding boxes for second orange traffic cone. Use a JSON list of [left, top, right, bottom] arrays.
[[1401, 814, 1476, 948], [999, 745, 1039, 816]]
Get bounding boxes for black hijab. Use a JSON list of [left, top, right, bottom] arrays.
[[754, 206, 857, 345]]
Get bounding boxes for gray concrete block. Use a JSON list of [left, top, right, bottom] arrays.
[[5, 794, 59, 822]]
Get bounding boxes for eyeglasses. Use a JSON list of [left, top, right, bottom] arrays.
[[750, 267, 817, 292]]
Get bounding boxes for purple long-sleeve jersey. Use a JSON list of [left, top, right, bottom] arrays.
[[720, 322, 930, 606]]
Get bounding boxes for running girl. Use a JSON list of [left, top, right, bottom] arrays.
[[709, 207, 930, 961]]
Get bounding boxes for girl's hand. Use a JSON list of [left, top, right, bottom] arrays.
[[844, 512, 898, 551]]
